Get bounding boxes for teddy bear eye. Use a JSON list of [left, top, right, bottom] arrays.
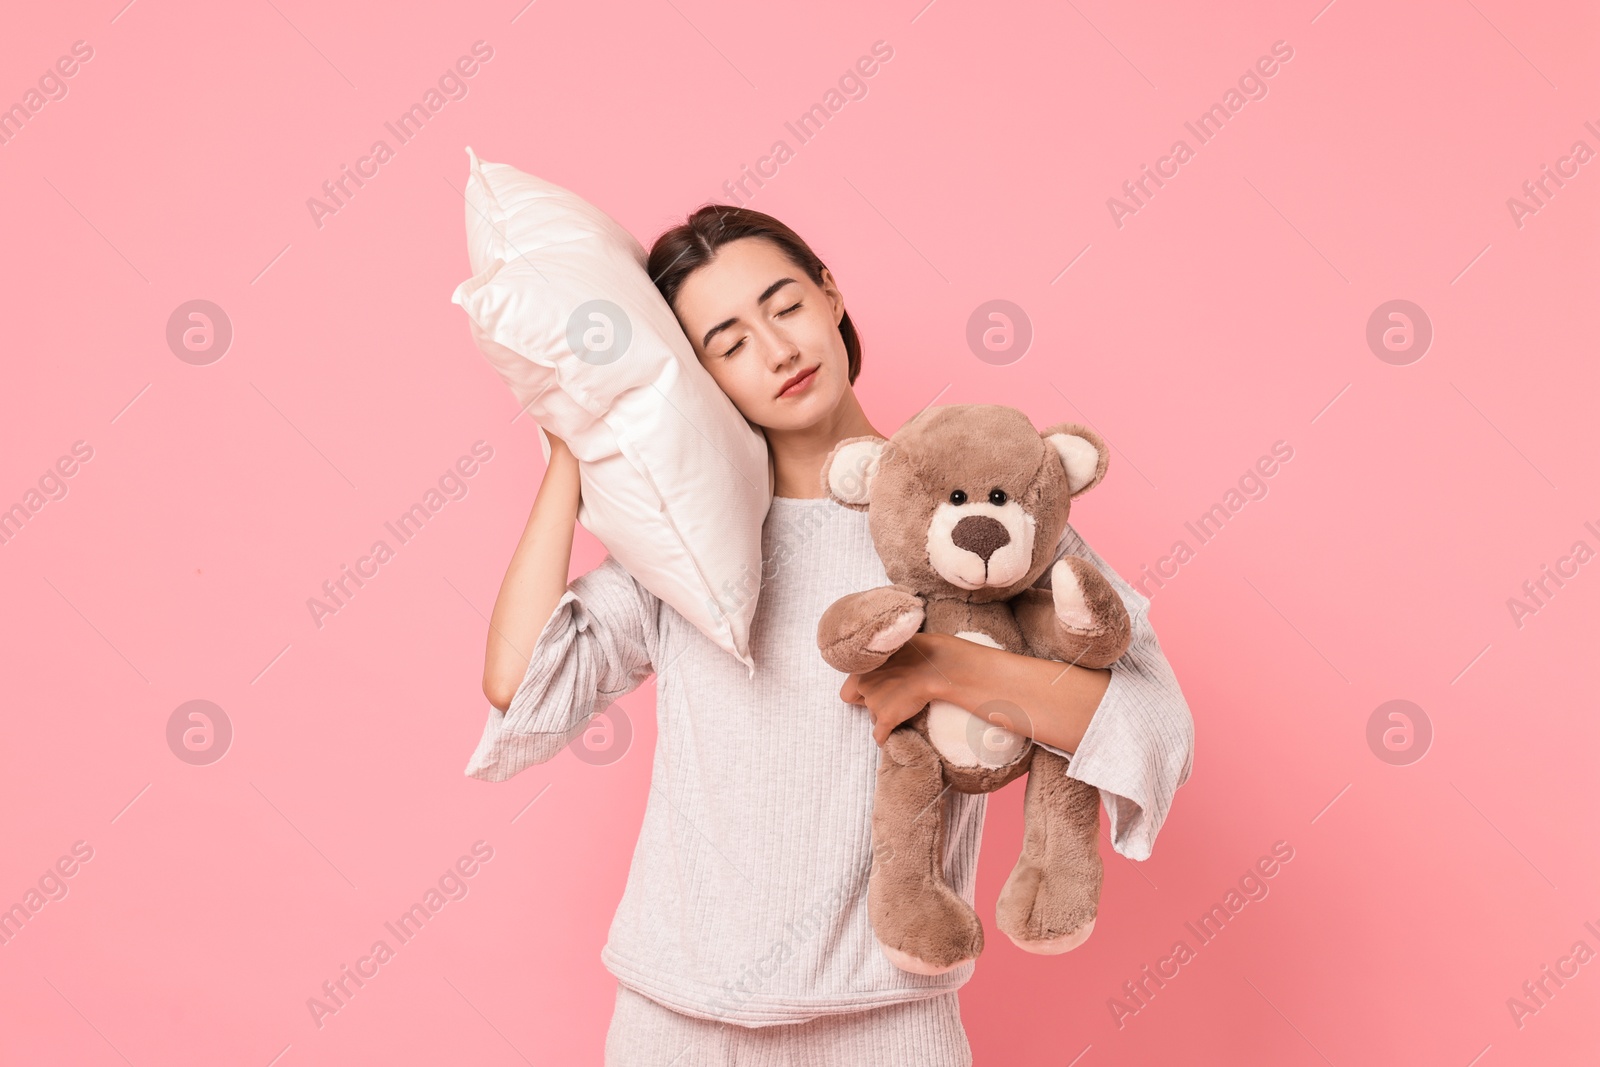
[[949, 489, 967, 505], [989, 488, 1007, 506]]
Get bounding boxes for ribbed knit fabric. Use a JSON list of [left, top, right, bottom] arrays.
[[604, 981, 971, 1065], [464, 495, 1194, 1028]]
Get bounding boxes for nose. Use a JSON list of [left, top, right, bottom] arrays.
[[951, 515, 1010, 563], [759, 323, 802, 368]]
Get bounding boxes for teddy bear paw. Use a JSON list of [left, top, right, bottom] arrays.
[[866, 605, 926, 654], [997, 857, 1100, 954], [878, 941, 973, 976], [1004, 917, 1096, 955], [872, 882, 984, 975], [1050, 559, 1096, 632]]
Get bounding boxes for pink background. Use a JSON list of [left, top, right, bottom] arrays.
[[2, 0, 1596, 1063]]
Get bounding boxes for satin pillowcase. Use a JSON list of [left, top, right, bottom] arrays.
[[450, 147, 771, 674]]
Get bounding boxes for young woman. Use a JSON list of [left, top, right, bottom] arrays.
[[471, 207, 1194, 1065]]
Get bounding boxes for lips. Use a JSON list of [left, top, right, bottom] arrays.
[[776, 365, 819, 398]]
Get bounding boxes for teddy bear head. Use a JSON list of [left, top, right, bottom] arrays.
[[820, 404, 1110, 603]]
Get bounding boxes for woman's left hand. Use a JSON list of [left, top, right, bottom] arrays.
[[839, 633, 954, 746], [841, 628, 1114, 754]]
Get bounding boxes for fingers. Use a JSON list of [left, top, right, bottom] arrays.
[[839, 673, 862, 704], [843, 667, 931, 746], [870, 692, 915, 747], [841, 674, 890, 745], [874, 704, 914, 746]]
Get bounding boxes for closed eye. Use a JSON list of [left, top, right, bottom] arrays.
[[719, 303, 804, 358]]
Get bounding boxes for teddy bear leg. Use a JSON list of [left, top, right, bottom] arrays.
[[869, 728, 984, 975], [996, 746, 1103, 954]]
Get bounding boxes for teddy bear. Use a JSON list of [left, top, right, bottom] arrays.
[[816, 403, 1133, 975]]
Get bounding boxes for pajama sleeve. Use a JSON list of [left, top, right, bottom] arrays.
[[1031, 524, 1195, 861], [464, 553, 660, 782]]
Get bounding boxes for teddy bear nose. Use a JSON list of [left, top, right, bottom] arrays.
[[951, 515, 1010, 563]]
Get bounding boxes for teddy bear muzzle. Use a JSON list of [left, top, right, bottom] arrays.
[[928, 500, 1035, 589]]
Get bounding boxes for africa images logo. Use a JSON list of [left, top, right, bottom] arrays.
[[305, 41, 495, 230]]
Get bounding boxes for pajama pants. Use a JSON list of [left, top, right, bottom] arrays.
[[603, 982, 973, 1066]]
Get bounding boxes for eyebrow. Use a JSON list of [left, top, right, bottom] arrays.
[[700, 277, 800, 350]]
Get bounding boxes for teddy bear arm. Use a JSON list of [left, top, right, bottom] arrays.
[[1013, 558, 1132, 669], [817, 584, 927, 674]]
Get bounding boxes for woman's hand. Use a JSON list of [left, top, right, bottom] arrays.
[[839, 631, 1114, 752], [839, 633, 953, 746]]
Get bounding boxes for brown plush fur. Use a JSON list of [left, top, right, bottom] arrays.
[[816, 404, 1133, 974]]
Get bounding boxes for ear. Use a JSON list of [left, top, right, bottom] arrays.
[[821, 436, 887, 510], [1043, 422, 1110, 496]]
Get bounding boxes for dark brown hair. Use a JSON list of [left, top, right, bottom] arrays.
[[647, 206, 862, 385]]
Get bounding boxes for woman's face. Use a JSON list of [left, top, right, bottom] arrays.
[[670, 236, 850, 432]]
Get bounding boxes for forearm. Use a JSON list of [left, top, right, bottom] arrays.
[[922, 634, 1111, 754], [483, 435, 581, 711]]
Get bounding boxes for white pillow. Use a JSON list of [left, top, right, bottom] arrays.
[[450, 147, 770, 675]]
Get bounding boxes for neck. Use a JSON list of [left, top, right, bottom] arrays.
[[765, 389, 884, 499]]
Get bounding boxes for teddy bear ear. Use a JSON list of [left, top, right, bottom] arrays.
[[821, 436, 887, 509], [1043, 423, 1110, 496]]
